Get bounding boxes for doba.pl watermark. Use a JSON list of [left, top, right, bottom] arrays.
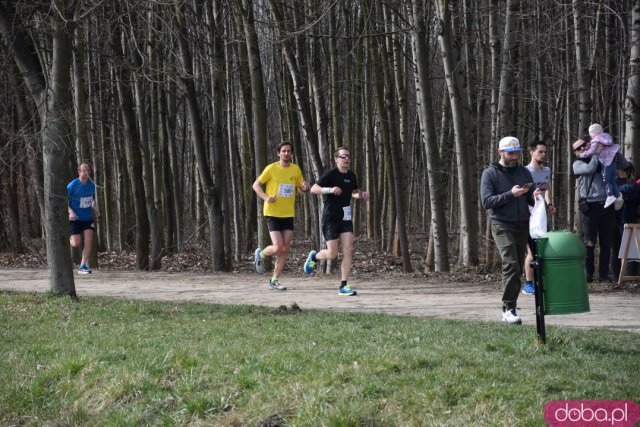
[[544, 400, 640, 426]]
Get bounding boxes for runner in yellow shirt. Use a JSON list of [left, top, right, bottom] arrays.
[[252, 142, 309, 290]]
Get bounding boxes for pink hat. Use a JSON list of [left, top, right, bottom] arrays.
[[589, 123, 603, 138]]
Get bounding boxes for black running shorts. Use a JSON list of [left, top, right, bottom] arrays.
[[322, 219, 353, 241], [266, 216, 294, 232], [69, 220, 95, 236]]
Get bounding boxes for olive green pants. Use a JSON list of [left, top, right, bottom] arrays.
[[491, 224, 529, 311]]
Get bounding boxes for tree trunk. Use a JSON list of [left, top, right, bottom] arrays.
[[435, 0, 479, 266], [113, 24, 151, 271], [624, 1, 640, 165], [496, 0, 519, 136], [412, 0, 449, 272], [2, 148, 23, 253], [72, 26, 91, 165], [374, 15, 412, 273], [573, 0, 592, 135], [267, 0, 323, 180], [0, 2, 76, 296], [175, 3, 226, 271], [240, 0, 271, 253], [208, 0, 231, 269]]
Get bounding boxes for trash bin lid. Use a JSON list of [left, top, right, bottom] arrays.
[[539, 231, 585, 259]]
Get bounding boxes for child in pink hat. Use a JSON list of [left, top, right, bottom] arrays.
[[579, 123, 622, 209]]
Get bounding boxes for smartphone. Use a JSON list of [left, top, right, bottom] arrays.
[[521, 183, 533, 190]]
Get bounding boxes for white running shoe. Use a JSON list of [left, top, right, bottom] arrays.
[[604, 195, 616, 209], [254, 248, 265, 274], [501, 308, 522, 325], [268, 279, 287, 290]]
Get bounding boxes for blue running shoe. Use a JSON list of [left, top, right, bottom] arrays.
[[304, 250, 317, 275], [254, 248, 265, 274], [78, 264, 92, 274], [338, 284, 357, 296], [522, 281, 534, 295]]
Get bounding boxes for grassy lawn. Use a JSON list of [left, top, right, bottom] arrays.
[[0, 292, 638, 426]]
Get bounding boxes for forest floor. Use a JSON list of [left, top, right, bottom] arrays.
[[1, 237, 639, 332]]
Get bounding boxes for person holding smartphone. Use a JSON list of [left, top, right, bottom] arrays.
[[480, 137, 541, 324]]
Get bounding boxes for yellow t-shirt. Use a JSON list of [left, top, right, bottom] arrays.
[[257, 162, 304, 217]]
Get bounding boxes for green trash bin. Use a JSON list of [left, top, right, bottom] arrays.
[[537, 231, 590, 315]]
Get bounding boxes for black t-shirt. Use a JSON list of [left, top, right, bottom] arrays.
[[316, 167, 359, 221]]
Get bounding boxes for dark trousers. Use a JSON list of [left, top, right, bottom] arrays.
[[491, 223, 528, 311], [582, 202, 615, 280]]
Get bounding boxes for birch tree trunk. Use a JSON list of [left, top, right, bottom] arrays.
[[496, 0, 518, 136], [374, 17, 412, 272], [624, 1, 640, 165], [573, 0, 592, 135], [240, 0, 270, 252], [267, 0, 323, 179], [435, 0, 479, 266], [412, 0, 449, 272]]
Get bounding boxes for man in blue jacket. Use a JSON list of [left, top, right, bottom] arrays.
[[481, 137, 541, 324], [68, 163, 100, 274]]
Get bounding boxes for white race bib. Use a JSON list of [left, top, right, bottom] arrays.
[[278, 184, 295, 198], [79, 196, 93, 209], [342, 206, 352, 221]]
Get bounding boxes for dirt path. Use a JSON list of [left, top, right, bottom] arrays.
[[1, 269, 638, 333]]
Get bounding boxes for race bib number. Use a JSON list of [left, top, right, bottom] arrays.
[[278, 184, 295, 198], [79, 196, 93, 209], [342, 206, 352, 221]]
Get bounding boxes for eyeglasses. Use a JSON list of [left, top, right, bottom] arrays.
[[574, 142, 588, 152], [337, 154, 351, 159]]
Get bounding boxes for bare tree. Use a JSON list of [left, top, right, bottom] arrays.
[[411, 0, 449, 272], [624, 1, 640, 165], [0, 1, 76, 295], [435, 0, 479, 266]]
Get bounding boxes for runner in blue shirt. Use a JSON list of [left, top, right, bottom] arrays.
[[68, 163, 100, 274]]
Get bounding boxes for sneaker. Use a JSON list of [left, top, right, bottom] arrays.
[[522, 281, 535, 295], [254, 248, 265, 274], [501, 308, 522, 324], [614, 196, 624, 211], [78, 264, 92, 274], [604, 195, 616, 209], [304, 250, 317, 275], [338, 284, 357, 296], [268, 279, 287, 291]]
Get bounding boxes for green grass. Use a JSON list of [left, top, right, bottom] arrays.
[[0, 292, 638, 426]]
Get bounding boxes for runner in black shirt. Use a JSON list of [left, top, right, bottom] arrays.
[[303, 147, 369, 296]]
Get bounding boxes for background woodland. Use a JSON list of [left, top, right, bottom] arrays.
[[1, 0, 639, 294]]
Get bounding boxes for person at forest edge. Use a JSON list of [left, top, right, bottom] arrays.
[[480, 137, 540, 324], [578, 124, 622, 209], [252, 142, 309, 291], [303, 147, 369, 296], [68, 163, 100, 274], [522, 141, 556, 295], [573, 138, 630, 282]]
